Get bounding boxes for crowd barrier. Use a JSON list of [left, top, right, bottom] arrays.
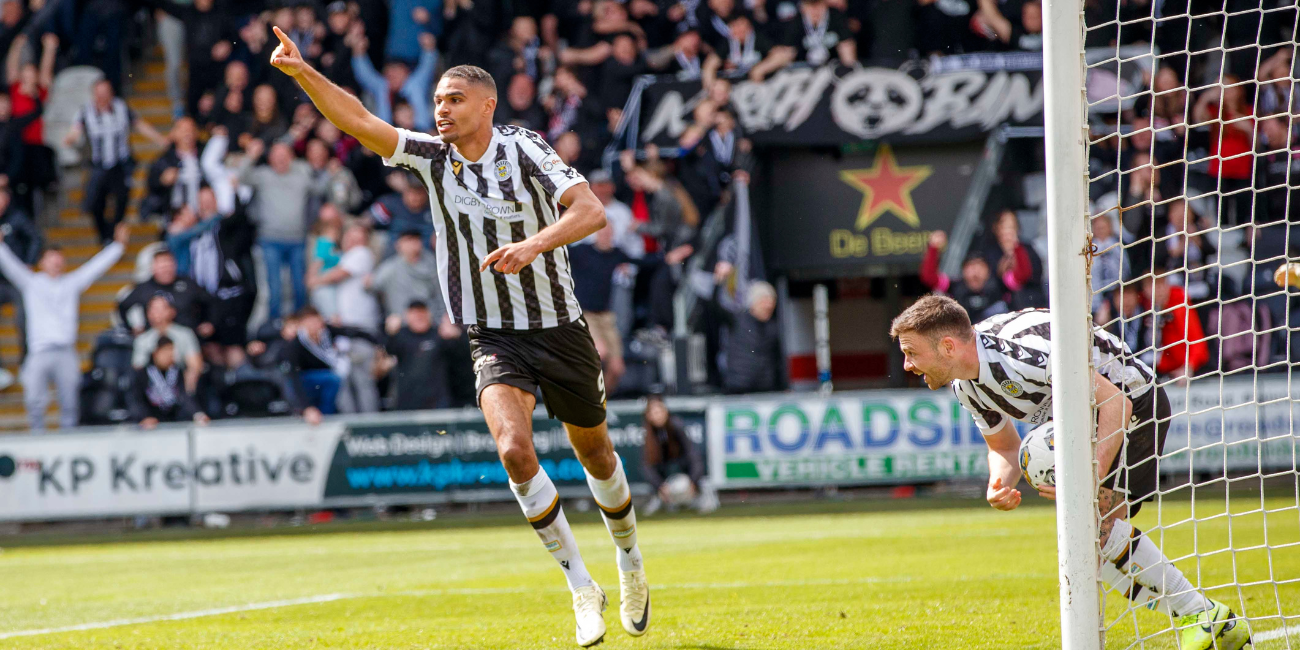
[[0, 377, 1292, 521]]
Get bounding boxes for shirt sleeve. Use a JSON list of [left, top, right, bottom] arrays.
[[383, 128, 440, 173], [515, 129, 587, 201]]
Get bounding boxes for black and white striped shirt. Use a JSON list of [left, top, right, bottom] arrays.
[[77, 98, 133, 169], [953, 308, 1155, 434], [384, 125, 587, 329]]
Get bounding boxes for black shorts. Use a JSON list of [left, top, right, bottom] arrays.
[[1102, 385, 1170, 516], [469, 317, 607, 428]]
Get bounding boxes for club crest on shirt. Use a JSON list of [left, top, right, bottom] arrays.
[[495, 160, 513, 181], [1000, 379, 1024, 397]]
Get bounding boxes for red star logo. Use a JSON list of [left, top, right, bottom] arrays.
[[838, 145, 932, 230]]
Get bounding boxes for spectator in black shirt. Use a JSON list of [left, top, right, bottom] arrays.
[[117, 248, 214, 337], [778, 0, 857, 66], [140, 0, 236, 115], [486, 15, 545, 86], [128, 336, 209, 429], [702, 12, 793, 85], [640, 394, 714, 515], [646, 25, 704, 80], [720, 281, 785, 394], [570, 223, 693, 392], [499, 73, 548, 132], [317, 1, 359, 93], [598, 34, 646, 112], [384, 300, 451, 411]]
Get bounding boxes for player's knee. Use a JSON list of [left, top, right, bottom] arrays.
[[497, 441, 536, 474]]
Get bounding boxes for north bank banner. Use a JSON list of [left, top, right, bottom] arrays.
[[619, 56, 1044, 151]]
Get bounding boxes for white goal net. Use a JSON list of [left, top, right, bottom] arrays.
[[1051, 0, 1300, 647]]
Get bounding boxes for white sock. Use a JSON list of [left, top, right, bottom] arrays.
[[585, 453, 643, 572], [1101, 519, 1213, 617], [510, 467, 594, 591]]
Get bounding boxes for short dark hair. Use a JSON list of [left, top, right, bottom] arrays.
[[398, 229, 423, 240], [441, 65, 497, 97], [407, 299, 429, 311], [155, 335, 174, 349], [889, 294, 975, 342], [295, 305, 321, 320]]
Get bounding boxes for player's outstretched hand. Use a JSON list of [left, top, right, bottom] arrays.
[[270, 26, 308, 77], [481, 240, 541, 275], [1036, 485, 1056, 500], [987, 476, 1022, 511]]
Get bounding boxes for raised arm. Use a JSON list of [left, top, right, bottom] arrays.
[[69, 224, 128, 292], [270, 26, 398, 159], [0, 236, 34, 290]]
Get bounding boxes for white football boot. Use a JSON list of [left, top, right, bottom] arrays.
[[619, 568, 651, 636], [571, 583, 608, 647]]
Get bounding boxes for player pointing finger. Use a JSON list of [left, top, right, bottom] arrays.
[[269, 26, 307, 77]]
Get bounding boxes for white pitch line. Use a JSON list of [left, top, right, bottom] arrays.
[[0, 574, 1054, 640], [0, 593, 352, 640], [1255, 624, 1300, 644]]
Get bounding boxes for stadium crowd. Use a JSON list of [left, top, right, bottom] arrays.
[[916, 0, 1299, 384], [0, 0, 870, 429], [0, 0, 1290, 428]]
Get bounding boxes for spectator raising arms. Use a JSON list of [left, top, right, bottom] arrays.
[[0, 223, 129, 430]]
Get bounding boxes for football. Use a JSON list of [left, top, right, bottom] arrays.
[[663, 473, 698, 506], [1018, 422, 1057, 490]]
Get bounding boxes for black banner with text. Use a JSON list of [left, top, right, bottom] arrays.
[[622, 56, 1043, 151]]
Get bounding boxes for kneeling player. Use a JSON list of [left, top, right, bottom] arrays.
[[890, 296, 1249, 650]]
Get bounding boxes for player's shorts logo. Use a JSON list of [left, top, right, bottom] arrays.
[[473, 354, 498, 376], [1000, 380, 1024, 397], [495, 160, 513, 181]]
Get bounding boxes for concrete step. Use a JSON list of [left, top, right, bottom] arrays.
[[128, 95, 171, 110], [131, 78, 167, 93]]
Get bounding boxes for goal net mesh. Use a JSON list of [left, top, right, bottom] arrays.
[[1083, 0, 1300, 647]]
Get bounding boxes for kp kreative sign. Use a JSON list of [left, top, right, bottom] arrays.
[[0, 429, 323, 521]]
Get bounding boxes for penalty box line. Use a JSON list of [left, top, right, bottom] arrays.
[[0, 574, 1052, 640]]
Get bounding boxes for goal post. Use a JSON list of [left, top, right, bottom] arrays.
[[1047, 0, 1300, 646], [1042, 0, 1103, 647]]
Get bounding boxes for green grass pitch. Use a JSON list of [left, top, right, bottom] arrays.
[[2, 494, 1298, 649]]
